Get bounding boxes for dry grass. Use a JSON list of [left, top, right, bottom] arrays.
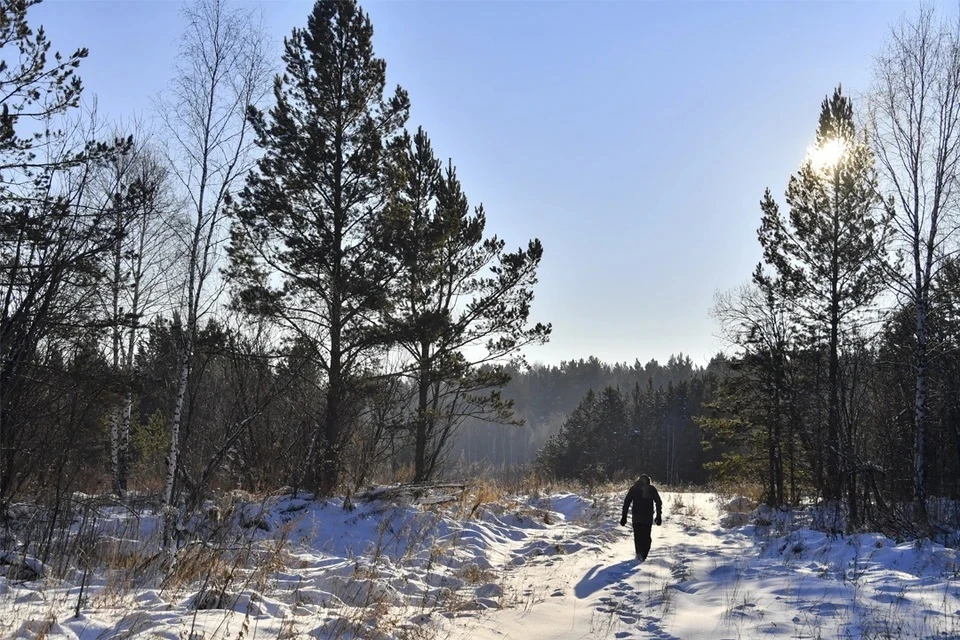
[[708, 479, 766, 504], [466, 479, 504, 518], [458, 563, 496, 584], [14, 614, 58, 640]]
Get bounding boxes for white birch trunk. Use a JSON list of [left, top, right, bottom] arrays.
[[913, 297, 929, 521], [164, 339, 192, 509], [110, 413, 120, 494], [120, 390, 132, 490]]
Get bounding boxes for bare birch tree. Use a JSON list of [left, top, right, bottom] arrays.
[[869, 6, 960, 523], [156, 0, 269, 535]]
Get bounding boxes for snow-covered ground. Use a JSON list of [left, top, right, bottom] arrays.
[[462, 493, 960, 640], [1, 489, 959, 639]]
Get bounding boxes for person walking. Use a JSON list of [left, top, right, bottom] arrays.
[[620, 474, 663, 561]]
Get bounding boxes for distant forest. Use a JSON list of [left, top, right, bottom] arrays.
[[453, 355, 715, 483]]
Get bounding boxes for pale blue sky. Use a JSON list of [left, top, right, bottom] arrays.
[[37, 0, 918, 366]]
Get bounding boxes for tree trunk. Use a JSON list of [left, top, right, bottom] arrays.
[[773, 367, 785, 506], [320, 116, 345, 499], [163, 201, 201, 545], [827, 179, 842, 504], [827, 329, 841, 502], [767, 419, 776, 506], [118, 300, 139, 492], [913, 296, 929, 523], [322, 311, 341, 497], [165, 345, 192, 508], [109, 413, 120, 495], [119, 390, 132, 492], [846, 380, 859, 529], [110, 210, 123, 495], [788, 401, 798, 504], [414, 342, 430, 483]]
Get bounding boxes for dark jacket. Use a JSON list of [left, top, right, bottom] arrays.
[[622, 481, 662, 524]]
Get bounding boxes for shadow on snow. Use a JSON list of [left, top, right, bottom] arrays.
[[574, 559, 639, 599]]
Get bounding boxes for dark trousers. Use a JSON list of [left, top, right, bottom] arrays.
[[633, 521, 652, 559]]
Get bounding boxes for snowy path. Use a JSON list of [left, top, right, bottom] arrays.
[[461, 493, 960, 640]]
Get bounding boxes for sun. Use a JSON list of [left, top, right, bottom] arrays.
[[807, 137, 847, 173]]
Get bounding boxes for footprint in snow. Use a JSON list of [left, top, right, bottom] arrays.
[[640, 615, 683, 640]]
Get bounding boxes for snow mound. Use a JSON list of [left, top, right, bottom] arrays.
[[720, 511, 752, 528], [723, 495, 758, 513], [765, 529, 960, 579], [0, 489, 618, 639], [0, 552, 44, 581]]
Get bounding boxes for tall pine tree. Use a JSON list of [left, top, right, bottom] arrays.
[[228, 0, 409, 495], [382, 127, 550, 482], [758, 87, 892, 518]]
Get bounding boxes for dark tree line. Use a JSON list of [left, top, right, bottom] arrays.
[[535, 370, 717, 486], [0, 0, 548, 520], [451, 355, 713, 479]]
